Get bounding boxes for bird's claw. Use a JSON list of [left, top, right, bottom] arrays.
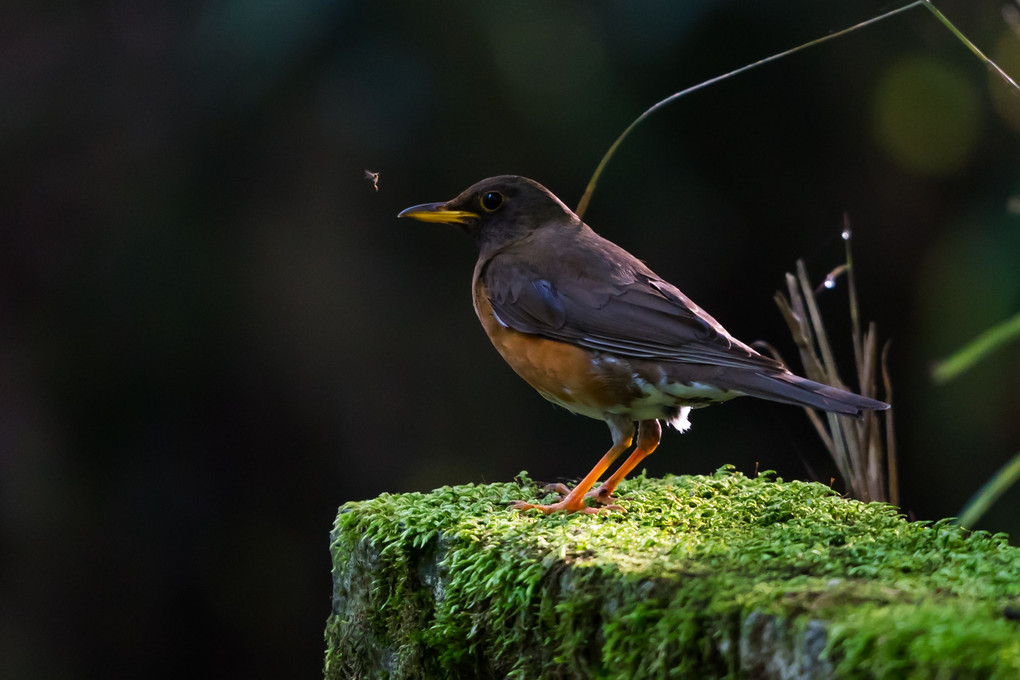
[[510, 499, 618, 515], [586, 485, 621, 507], [540, 482, 622, 508]]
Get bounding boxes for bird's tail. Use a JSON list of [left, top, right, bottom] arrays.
[[725, 370, 889, 416]]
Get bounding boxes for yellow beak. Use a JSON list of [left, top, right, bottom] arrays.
[[397, 202, 479, 225]]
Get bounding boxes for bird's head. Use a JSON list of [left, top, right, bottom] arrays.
[[398, 175, 579, 254]]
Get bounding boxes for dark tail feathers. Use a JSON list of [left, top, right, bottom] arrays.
[[727, 370, 889, 416]]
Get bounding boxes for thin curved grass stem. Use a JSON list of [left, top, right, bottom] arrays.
[[577, 1, 1018, 218]]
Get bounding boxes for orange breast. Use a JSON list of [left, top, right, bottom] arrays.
[[472, 279, 642, 420]]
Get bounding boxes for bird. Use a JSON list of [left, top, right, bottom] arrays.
[[398, 176, 889, 514]]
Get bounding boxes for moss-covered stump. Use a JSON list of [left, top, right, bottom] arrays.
[[324, 469, 1020, 679]]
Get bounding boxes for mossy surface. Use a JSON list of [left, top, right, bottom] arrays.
[[324, 469, 1020, 679]]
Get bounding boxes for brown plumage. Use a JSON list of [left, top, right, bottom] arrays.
[[399, 176, 889, 513]]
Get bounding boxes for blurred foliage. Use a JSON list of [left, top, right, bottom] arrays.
[[958, 450, 1020, 529], [872, 56, 982, 176], [3, 1, 1020, 679], [933, 310, 1020, 384]]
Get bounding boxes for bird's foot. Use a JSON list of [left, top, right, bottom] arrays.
[[586, 484, 621, 507], [541, 482, 622, 508], [510, 499, 620, 515], [513, 483, 623, 514]]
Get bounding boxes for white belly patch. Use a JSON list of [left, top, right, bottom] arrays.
[[608, 378, 736, 428]]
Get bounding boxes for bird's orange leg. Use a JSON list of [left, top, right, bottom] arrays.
[[512, 418, 634, 514], [588, 419, 661, 506]]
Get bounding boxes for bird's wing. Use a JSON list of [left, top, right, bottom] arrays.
[[482, 240, 784, 371]]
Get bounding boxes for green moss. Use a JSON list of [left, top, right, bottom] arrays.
[[324, 469, 1020, 679]]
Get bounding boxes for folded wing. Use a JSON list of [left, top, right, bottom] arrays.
[[482, 240, 784, 373]]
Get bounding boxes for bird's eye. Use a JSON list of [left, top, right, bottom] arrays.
[[480, 191, 504, 212]]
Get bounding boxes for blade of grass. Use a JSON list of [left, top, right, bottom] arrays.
[[843, 221, 865, 372], [920, 0, 1020, 90], [844, 226, 872, 499], [796, 260, 842, 388], [881, 340, 898, 506], [774, 288, 825, 380], [956, 450, 1020, 529], [931, 311, 1020, 384], [860, 325, 879, 500]]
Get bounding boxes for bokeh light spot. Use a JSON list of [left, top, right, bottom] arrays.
[[872, 56, 982, 176]]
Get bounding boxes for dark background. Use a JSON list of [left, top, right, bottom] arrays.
[[4, 1, 1020, 677]]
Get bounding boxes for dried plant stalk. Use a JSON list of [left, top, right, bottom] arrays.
[[771, 233, 897, 504]]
